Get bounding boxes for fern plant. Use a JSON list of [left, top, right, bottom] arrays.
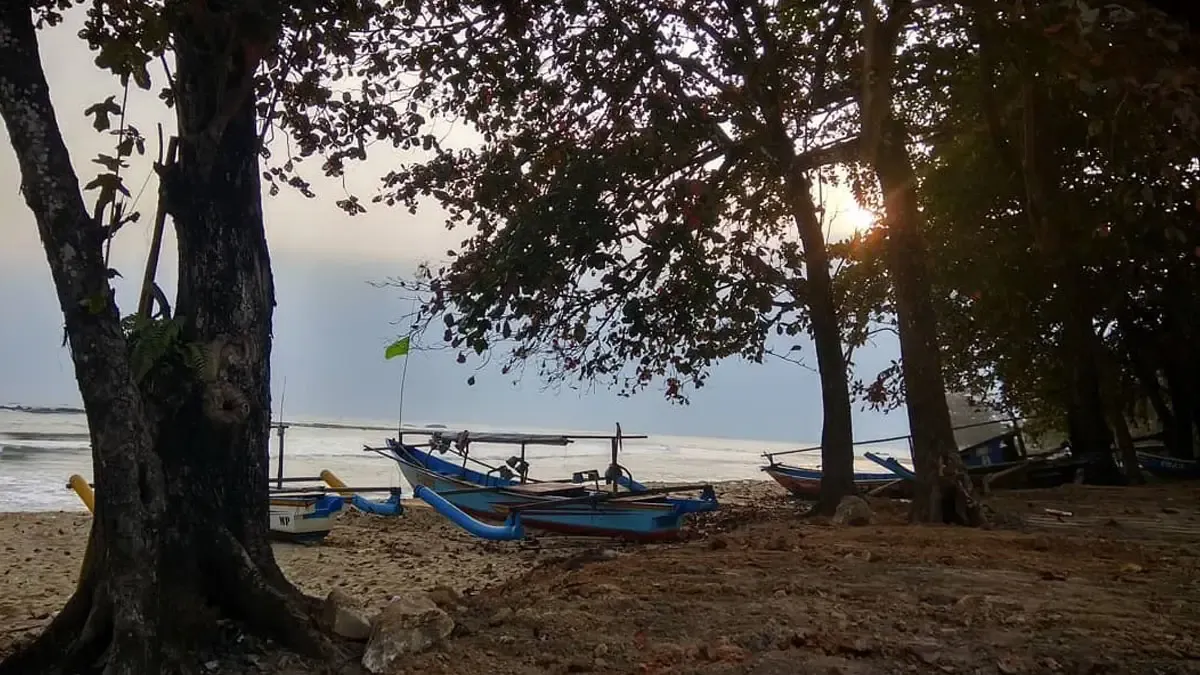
[[120, 314, 207, 383]]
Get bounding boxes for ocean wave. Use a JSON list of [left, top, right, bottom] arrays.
[[0, 443, 91, 457], [0, 430, 91, 442], [0, 404, 85, 415]]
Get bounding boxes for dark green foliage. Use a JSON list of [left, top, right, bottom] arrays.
[[371, 0, 873, 400]]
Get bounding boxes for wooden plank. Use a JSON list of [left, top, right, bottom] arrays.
[[867, 479, 904, 497], [506, 482, 588, 496]]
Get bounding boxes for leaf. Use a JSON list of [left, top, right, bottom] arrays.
[[83, 96, 122, 132]]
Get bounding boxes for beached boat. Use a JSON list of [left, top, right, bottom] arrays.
[[761, 463, 905, 499], [370, 431, 719, 542], [67, 474, 346, 544], [1136, 451, 1200, 480], [268, 494, 344, 544], [761, 426, 1088, 499]]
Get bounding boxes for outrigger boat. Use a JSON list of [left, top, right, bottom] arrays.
[[762, 423, 1090, 499], [1137, 452, 1200, 479], [65, 475, 351, 545], [366, 426, 719, 542]]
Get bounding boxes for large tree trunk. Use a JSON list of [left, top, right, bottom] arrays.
[[856, 0, 979, 525], [786, 170, 857, 515], [1014, 63, 1125, 484], [0, 5, 163, 673], [1064, 318, 1123, 483], [0, 5, 335, 674], [872, 117, 981, 525]]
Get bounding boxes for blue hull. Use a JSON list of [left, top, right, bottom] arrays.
[[1137, 451, 1200, 479], [384, 441, 717, 541], [762, 463, 902, 499]]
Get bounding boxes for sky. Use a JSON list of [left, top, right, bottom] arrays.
[[0, 9, 911, 445]]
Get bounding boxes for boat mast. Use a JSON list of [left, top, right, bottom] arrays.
[[275, 376, 287, 489]]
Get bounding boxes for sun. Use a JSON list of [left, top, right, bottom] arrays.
[[843, 204, 878, 233]]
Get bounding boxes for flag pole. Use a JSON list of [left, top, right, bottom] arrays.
[[396, 297, 418, 440], [397, 346, 411, 440]]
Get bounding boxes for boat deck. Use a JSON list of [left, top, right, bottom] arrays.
[[505, 482, 589, 496]]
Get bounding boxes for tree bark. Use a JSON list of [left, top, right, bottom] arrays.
[[786, 170, 857, 515], [857, 0, 979, 525], [873, 117, 981, 525], [0, 5, 162, 672], [1014, 63, 1124, 484], [0, 4, 337, 673]]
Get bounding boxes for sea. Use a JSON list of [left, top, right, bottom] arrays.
[[0, 407, 915, 513]]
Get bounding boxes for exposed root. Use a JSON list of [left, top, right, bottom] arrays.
[[1, 526, 351, 675], [209, 527, 345, 665], [0, 583, 94, 675], [65, 585, 111, 672]]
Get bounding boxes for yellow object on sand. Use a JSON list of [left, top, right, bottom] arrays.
[[67, 474, 95, 513]]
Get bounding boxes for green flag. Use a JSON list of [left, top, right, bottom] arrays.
[[385, 336, 411, 360]]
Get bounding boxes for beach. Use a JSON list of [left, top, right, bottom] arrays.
[[3, 479, 1199, 674]]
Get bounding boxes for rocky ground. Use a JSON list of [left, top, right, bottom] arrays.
[[2, 480, 1199, 674]]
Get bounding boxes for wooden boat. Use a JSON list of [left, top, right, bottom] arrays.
[[761, 463, 906, 499], [761, 426, 1088, 499], [268, 494, 344, 544], [1136, 451, 1200, 480], [67, 474, 345, 544], [372, 435, 719, 542]]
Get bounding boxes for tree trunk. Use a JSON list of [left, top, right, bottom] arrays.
[[1163, 357, 1199, 459], [0, 6, 163, 672], [1015, 65, 1124, 484], [873, 117, 981, 526], [0, 5, 336, 674], [786, 170, 857, 515], [1065, 317, 1123, 484]]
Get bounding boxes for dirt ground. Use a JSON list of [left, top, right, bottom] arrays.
[[2, 480, 1199, 674]]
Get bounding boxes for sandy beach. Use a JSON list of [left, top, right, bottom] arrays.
[[3, 479, 1200, 674]]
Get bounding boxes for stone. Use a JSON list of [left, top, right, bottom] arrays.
[[489, 606, 514, 626], [362, 591, 455, 674], [832, 496, 873, 527], [321, 589, 372, 642], [426, 584, 464, 611]]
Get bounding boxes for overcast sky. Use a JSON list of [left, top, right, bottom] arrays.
[[0, 9, 911, 444]]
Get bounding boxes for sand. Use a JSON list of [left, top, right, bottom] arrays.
[[3, 479, 1200, 674]]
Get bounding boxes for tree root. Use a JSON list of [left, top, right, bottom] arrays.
[[0, 583, 94, 675], [0, 527, 353, 675], [208, 527, 348, 666]]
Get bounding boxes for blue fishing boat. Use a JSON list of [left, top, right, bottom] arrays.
[[761, 463, 904, 498], [1136, 451, 1200, 479], [762, 425, 1088, 499], [370, 432, 719, 542]]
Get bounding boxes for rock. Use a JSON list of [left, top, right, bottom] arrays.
[[321, 590, 372, 642], [593, 643, 609, 658], [832, 496, 873, 527], [489, 606, 514, 626], [362, 591, 455, 674], [426, 585, 464, 610]]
